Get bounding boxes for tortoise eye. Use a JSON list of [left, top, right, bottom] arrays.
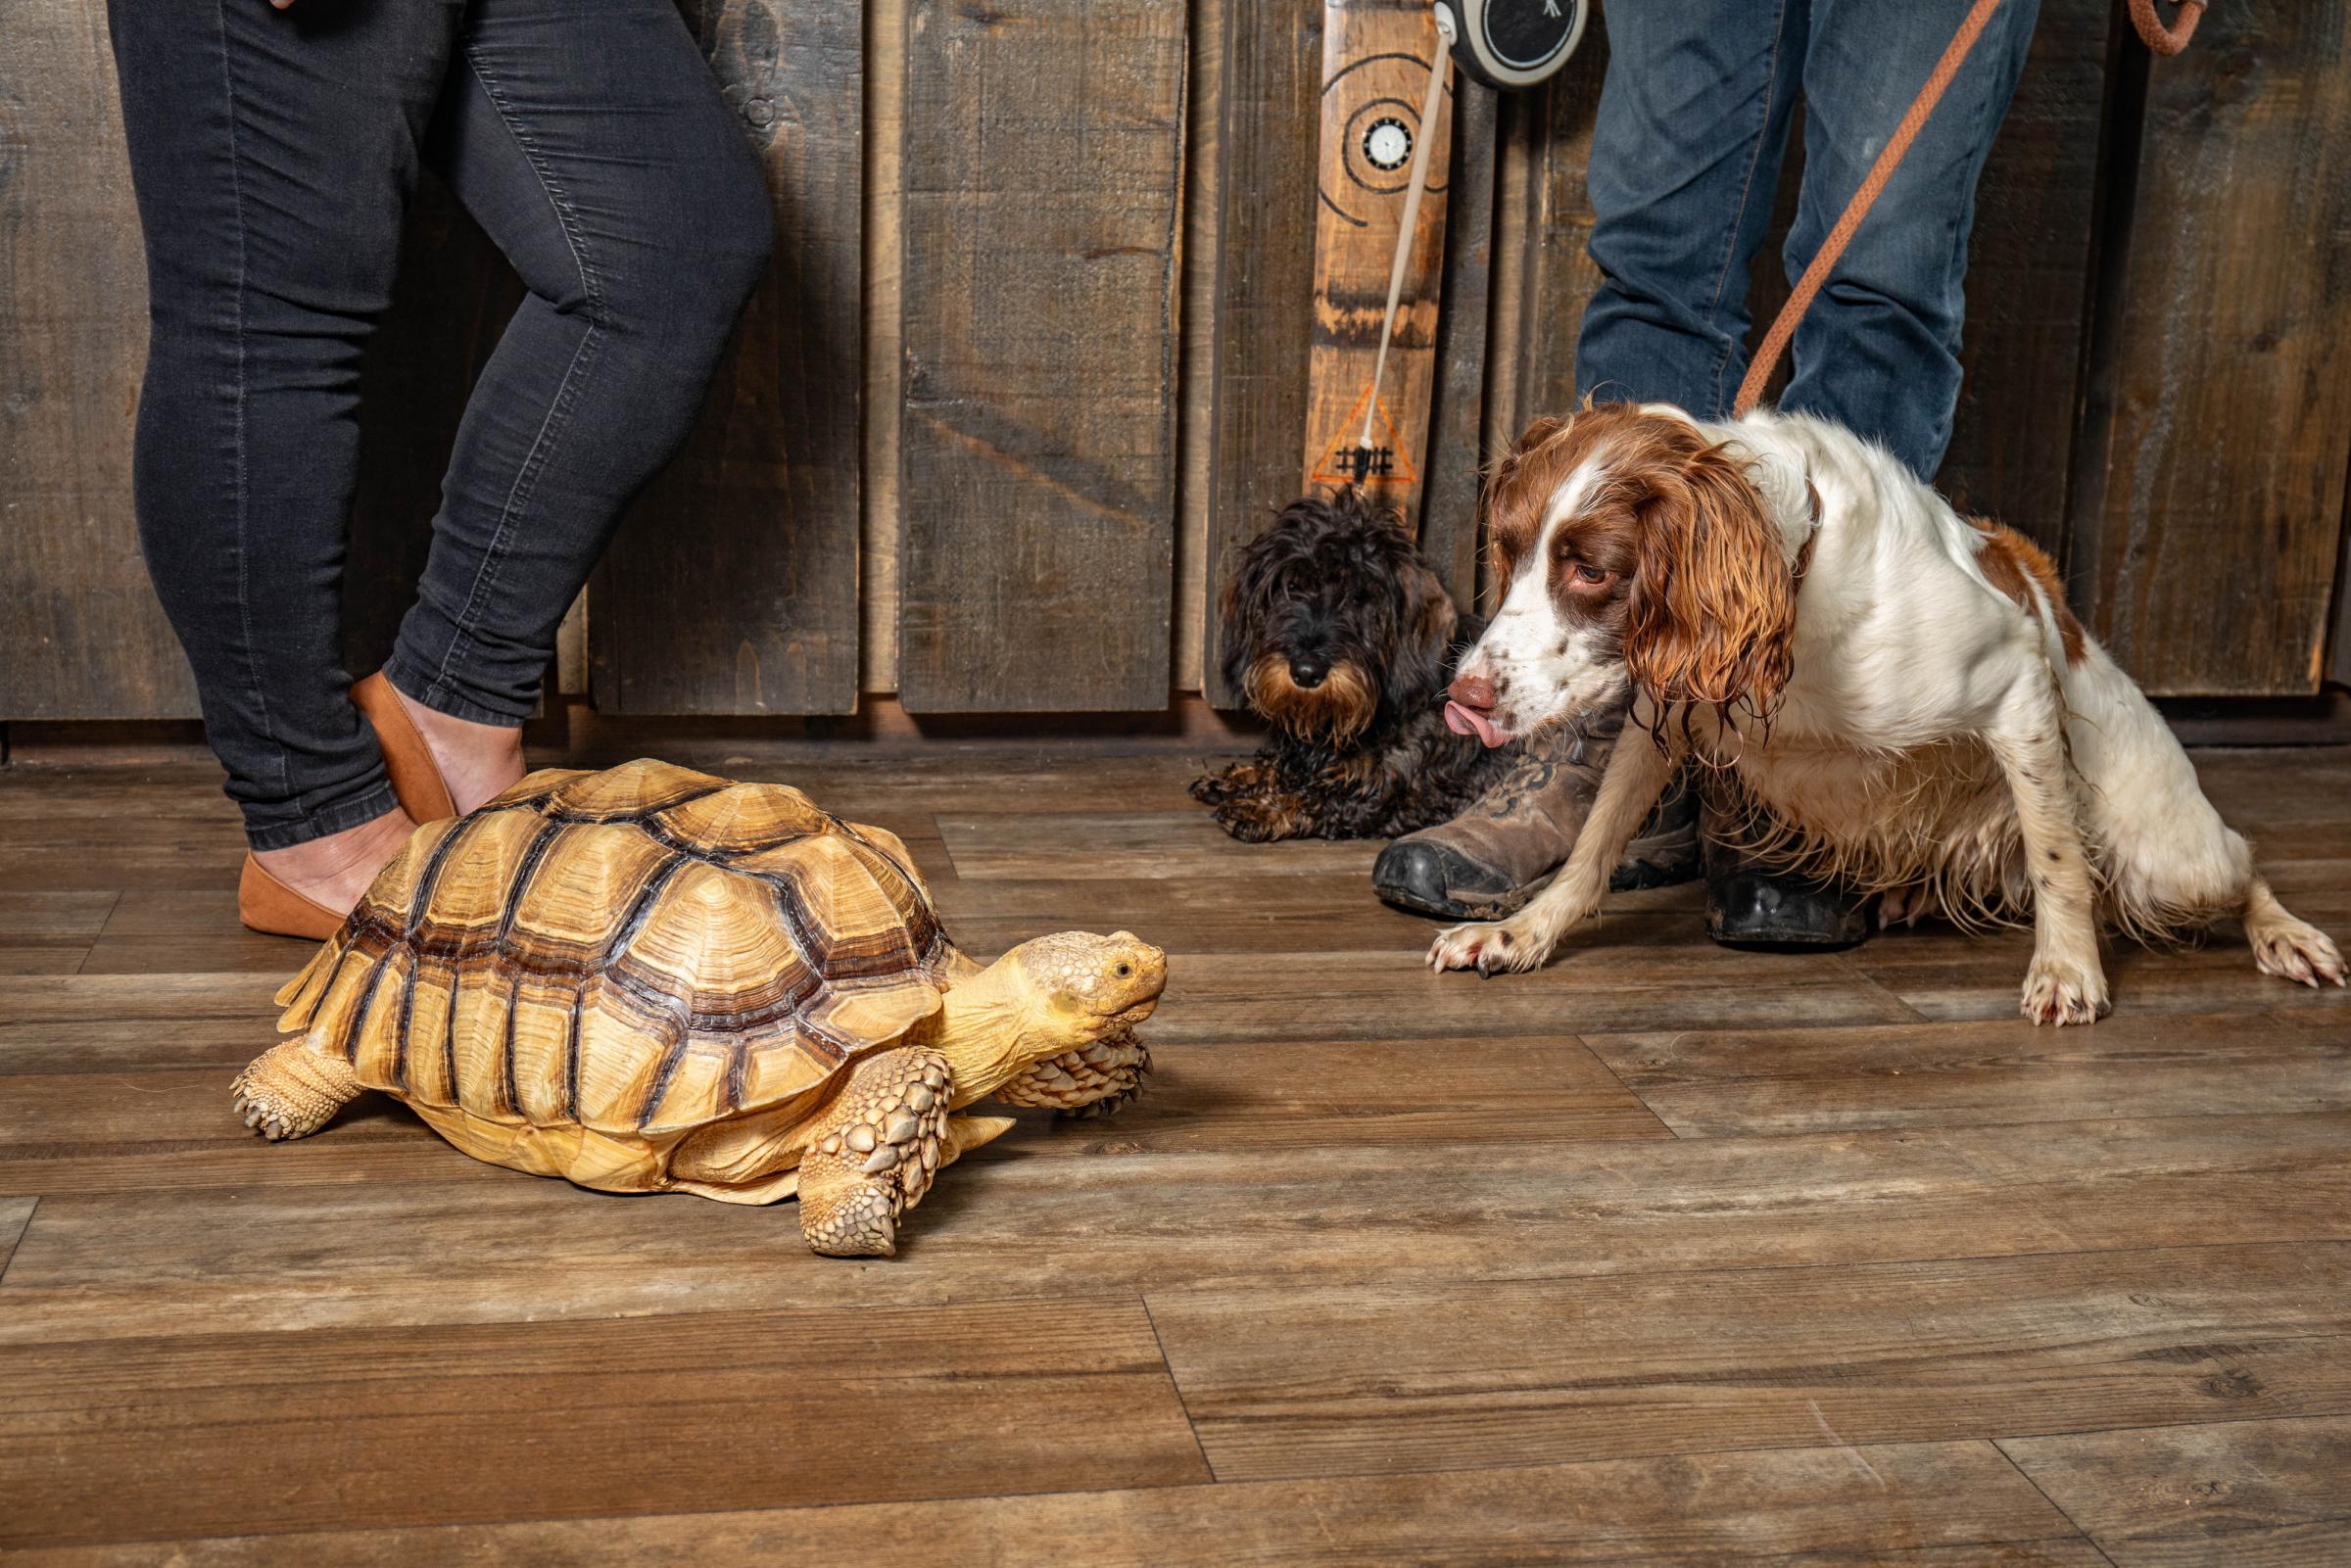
[[1114, 963, 1133, 978]]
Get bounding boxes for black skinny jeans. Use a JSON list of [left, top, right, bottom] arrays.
[[107, 0, 774, 848]]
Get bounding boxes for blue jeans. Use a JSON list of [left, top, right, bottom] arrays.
[[1574, 0, 2041, 478], [107, 0, 773, 848]]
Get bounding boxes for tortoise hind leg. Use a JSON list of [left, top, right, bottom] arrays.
[[794, 1047, 953, 1258], [232, 1041, 360, 1141]]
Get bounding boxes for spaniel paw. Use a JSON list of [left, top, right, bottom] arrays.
[[2020, 954, 2109, 1026], [2251, 918, 2346, 989], [1428, 916, 1551, 976]]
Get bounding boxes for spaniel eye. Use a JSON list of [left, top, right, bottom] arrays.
[[1569, 561, 1610, 586]]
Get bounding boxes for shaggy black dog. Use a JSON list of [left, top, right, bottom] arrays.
[[1192, 489, 1511, 841]]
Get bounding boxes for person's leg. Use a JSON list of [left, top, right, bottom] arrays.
[[1782, 0, 2041, 478], [1575, 0, 1808, 415], [1698, 0, 2038, 948], [377, 0, 774, 785], [106, 0, 461, 866], [1374, 0, 1795, 922]]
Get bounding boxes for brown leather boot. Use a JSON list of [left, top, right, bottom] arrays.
[[1371, 704, 1699, 921], [352, 671, 457, 823]]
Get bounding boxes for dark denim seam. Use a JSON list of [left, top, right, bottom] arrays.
[[380, 647, 527, 728], [1706, 0, 1792, 418], [212, 0, 289, 806], [418, 44, 608, 715]]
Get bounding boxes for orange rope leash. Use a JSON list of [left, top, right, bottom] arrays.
[[1732, 0, 2202, 419], [2128, 0, 2204, 55]]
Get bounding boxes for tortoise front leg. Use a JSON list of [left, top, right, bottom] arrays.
[[232, 1041, 361, 1141], [794, 1047, 953, 1258]]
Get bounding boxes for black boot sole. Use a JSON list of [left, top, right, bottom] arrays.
[[1371, 821, 1702, 922]]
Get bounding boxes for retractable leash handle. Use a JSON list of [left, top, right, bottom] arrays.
[[1437, 0, 1589, 92], [1355, 0, 1587, 460]]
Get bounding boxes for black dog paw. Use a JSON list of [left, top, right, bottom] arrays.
[[1213, 800, 1294, 843]]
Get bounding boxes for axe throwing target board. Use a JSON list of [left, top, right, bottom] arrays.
[[1302, 0, 1454, 525]]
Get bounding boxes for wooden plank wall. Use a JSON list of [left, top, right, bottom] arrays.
[[2, 0, 2348, 722], [591, 0, 865, 716], [1937, 0, 2115, 553], [2068, 0, 2351, 695], [1198, 0, 1324, 706], [894, 0, 1188, 713], [0, 5, 193, 720]]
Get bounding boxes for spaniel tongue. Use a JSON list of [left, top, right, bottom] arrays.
[[1444, 701, 1513, 748]]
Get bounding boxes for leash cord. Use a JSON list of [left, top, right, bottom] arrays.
[[1359, 8, 1457, 454], [1732, 0, 2203, 419], [2128, 0, 2204, 55]]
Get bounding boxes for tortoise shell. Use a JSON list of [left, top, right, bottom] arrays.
[[274, 759, 961, 1143]]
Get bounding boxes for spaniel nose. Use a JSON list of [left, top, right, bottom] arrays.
[[1449, 673, 1498, 713], [1288, 655, 1328, 689]]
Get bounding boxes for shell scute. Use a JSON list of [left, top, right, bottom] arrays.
[[542, 760, 731, 823], [650, 782, 832, 855], [302, 759, 960, 1144]]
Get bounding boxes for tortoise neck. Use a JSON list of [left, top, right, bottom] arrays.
[[922, 951, 1049, 1108]]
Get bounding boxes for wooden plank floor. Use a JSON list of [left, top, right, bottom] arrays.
[[2, 743, 2346, 1564]]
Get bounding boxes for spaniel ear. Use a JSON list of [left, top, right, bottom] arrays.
[[1479, 415, 1573, 578], [1623, 442, 1799, 726]]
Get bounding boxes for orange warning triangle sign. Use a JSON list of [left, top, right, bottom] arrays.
[[1310, 385, 1417, 488]]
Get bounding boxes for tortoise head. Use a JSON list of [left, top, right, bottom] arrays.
[[1007, 929, 1167, 1038], [929, 930, 1166, 1106]]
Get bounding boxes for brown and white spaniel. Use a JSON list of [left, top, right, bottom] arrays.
[[1432, 401, 2342, 1023]]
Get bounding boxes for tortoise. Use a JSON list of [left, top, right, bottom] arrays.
[[230, 759, 1164, 1257]]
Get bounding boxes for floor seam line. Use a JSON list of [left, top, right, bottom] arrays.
[[1991, 1437, 2123, 1568], [0, 1195, 38, 1290], [1140, 1291, 1221, 1483]]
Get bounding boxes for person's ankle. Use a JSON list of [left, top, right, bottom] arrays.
[[390, 688, 527, 815], [251, 807, 416, 918]]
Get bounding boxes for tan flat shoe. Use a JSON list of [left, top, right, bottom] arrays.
[[239, 855, 347, 941], [353, 671, 457, 823]]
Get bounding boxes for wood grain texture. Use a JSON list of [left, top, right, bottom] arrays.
[[591, 0, 864, 715], [22, 1111, 2347, 1339], [0, 3, 194, 720], [1934, 0, 2112, 551], [0, 893, 114, 975], [861, 0, 908, 694], [1299, 2, 1453, 513], [1172, 0, 1224, 695], [895, 0, 1186, 712], [0, 1297, 1208, 1548], [1418, 86, 1501, 611], [2071, 0, 2351, 694], [7, 1441, 2108, 1566], [4, 743, 2348, 1557], [1151, 1241, 2351, 1480], [1491, 35, 1610, 439], [1201, 0, 1323, 706], [2003, 1415, 2351, 1567], [1587, 1005, 2351, 1136], [0, 1199, 32, 1282]]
